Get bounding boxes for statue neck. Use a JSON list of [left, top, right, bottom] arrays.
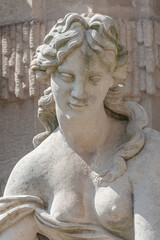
[[56, 106, 118, 155]]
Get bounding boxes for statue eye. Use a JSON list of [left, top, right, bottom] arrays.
[[89, 76, 101, 85], [59, 72, 74, 82]]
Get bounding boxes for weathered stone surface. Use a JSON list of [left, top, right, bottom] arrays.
[[1, 13, 160, 240], [0, 1, 160, 238], [0, 7, 160, 210]]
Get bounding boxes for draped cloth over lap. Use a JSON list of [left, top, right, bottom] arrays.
[[0, 195, 122, 240]]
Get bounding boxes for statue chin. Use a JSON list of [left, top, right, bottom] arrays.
[[1, 12, 160, 240]]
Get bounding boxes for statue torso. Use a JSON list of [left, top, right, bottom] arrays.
[[40, 130, 134, 240]]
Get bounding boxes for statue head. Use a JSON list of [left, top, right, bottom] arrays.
[[32, 13, 128, 87], [31, 13, 128, 145], [31, 13, 147, 182]]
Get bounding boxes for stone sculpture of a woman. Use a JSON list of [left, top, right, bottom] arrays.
[[0, 13, 160, 240]]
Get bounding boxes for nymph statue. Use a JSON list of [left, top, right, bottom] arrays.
[[0, 13, 160, 240]]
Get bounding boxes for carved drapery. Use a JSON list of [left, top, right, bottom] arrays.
[[0, 19, 160, 101]]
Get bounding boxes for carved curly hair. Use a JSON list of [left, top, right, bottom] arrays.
[[31, 13, 148, 182]]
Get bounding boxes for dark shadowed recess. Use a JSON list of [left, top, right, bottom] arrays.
[[37, 233, 49, 240]]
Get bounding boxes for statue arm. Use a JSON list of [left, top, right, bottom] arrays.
[[0, 215, 39, 240], [132, 130, 160, 239], [0, 153, 44, 239], [133, 169, 160, 239], [4, 150, 43, 197], [0, 195, 43, 240]]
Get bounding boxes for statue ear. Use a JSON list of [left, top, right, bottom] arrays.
[[112, 60, 128, 87], [34, 67, 55, 84], [35, 70, 49, 83], [112, 45, 128, 87]]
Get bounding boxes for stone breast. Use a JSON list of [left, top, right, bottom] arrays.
[[47, 144, 133, 233], [94, 176, 133, 233], [50, 190, 85, 222]]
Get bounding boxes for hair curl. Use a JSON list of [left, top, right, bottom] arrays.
[[31, 13, 148, 182]]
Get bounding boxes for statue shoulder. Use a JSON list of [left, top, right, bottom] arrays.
[[144, 127, 160, 143], [142, 127, 160, 162], [142, 127, 160, 164], [128, 127, 160, 183], [4, 133, 56, 201], [129, 127, 160, 238], [4, 130, 66, 201]]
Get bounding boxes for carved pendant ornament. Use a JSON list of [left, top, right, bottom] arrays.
[[0, 13, 160, 240]]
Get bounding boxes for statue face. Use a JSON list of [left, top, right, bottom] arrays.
[[51, 42, 114, 118]]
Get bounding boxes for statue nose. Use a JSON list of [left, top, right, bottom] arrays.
[[71, 81, 87, 100]]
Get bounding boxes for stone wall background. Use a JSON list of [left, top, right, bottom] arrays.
[[0, 0, 160, 196]]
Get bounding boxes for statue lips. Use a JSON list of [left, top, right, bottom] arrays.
[[69, 102, 88, 110]]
